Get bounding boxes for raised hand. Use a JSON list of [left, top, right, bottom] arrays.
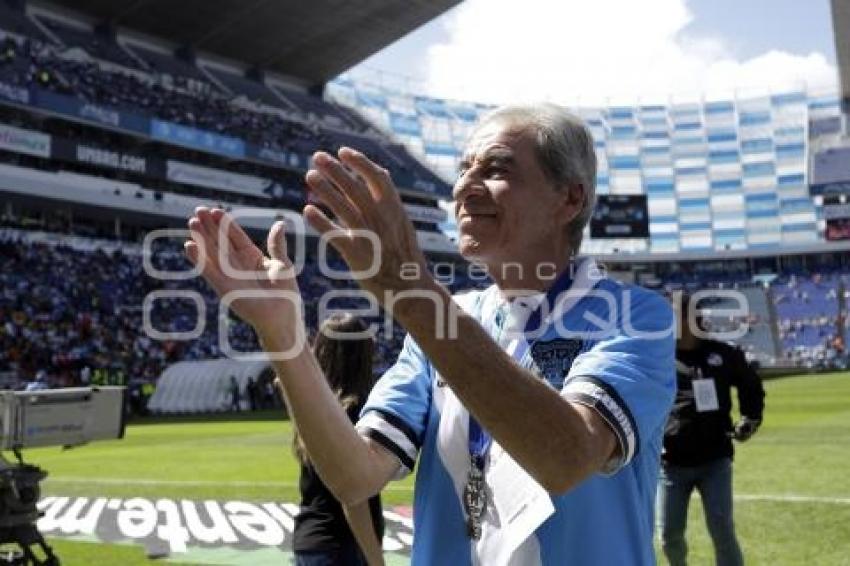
[[304, 148, 430, 300], [185, 207, 305, 349]]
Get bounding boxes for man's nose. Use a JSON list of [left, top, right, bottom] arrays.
[[452, 170, 486, 202]]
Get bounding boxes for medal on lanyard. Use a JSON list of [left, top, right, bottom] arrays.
[[462, 265, 575, 540], [463, 306, 503, 540], [464, 435, 489, 539]]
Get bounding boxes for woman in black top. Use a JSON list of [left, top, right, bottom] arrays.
[[287, 313, 385, 566]]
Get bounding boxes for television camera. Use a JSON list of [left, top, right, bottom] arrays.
[[0, 387, 125, 565]]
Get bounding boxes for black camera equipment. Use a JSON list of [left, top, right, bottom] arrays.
[[0, 387, 126, 565]]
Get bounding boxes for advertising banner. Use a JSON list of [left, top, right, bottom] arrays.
[[166, 160, 271, 198], [33, 89, 149, 134], [51, 138, 163, 177], [151, 120, 245, 159], [0, 123, 50, 158], [0, 80, 30, 105], [405, 202, 448, 224], [590, 194, 650, 238], [37, 496, 414, 561], [824, 194, 850, 241], [246, 144, 304, 170]]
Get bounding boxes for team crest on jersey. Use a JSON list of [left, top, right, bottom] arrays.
[[529, 339, 583, 389], [707, 353, 723, 366]]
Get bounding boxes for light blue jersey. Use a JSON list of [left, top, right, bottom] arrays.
[[357, 259, 676, 565]]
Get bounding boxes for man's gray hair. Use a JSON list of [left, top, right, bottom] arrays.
[[472, 103, 598, 253]]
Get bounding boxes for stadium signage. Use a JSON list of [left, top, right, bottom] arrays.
[[0, 80, 29, 105], [405, 203, 448, 224], [38, 496, 413, 557], [0, 123, 51, 158], [810, 181, 850, 196], [823, 201, 850, 221], [79, 103, 120, 128], [31, 88, 150, 134], [251, 145, 303, 170], [412, 178, 438, 194], [394, 171, 452, 199], [151, 120, 245, 159], [50, 139, 158, 176], [590, 194, 650, 238], [811, 146, 850, 187], [166, 160, 274, 198], [823, 194, 850, 241], [77, 143, 147, 174]]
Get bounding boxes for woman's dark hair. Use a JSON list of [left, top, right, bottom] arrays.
[[293, 313, 376, 464]]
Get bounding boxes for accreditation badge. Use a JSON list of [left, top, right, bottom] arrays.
[[487, 442, 554, 557], [693, 378, 720, 412]]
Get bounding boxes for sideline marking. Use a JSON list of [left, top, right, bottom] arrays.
[[736, 493, 850, 505], [45, 477, 415, 491]]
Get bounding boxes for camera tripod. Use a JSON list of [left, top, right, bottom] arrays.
[[0, 524, 58, 566], [0, 450, 58, 566]]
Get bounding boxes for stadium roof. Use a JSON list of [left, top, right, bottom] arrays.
[[833, 0, 850, 105], [36, 0, 461, 88]]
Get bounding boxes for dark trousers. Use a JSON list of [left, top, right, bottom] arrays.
[[294, 545, 368, 566], [657, 457, 744, 566]]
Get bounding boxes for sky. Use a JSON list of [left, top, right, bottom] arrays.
[[347, 0, 838, 105]]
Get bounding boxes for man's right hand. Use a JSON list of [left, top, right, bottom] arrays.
[[304, 148, 431, 300], [731, 417, 761, 442], [185, 207, 305, 348]]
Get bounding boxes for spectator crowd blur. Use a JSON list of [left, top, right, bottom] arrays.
[[0, 226, 475, 393]]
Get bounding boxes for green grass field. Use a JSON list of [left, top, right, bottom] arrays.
[[17, 371, 850, 565]]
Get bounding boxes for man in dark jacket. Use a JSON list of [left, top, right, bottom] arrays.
[[658, 294, 765, 566]]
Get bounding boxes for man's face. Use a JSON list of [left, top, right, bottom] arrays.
[[452, 121, 578, 265]]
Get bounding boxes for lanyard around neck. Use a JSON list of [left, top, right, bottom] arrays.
[[467, 264, 576, 468]]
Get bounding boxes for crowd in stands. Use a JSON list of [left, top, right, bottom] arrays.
[[647, 260, 850, 369], [3, 219, 850, 404], [0, 235, 165, 389], [0, 226, 432, 393], [0, 28, 447, 194], [772, 272, 846, 368]]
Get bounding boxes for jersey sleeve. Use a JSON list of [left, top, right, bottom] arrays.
[[561, 287, 676, 473], [356, 333, 432, 479]]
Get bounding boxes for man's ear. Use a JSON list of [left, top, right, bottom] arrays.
[[555, 184, 585, 227]]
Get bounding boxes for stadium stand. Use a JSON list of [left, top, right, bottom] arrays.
[[1, 0, 849, 415], [127, 43, 212, 85], [327, 77, 847, 256], [0, 0, 44, 40], [0, 30, 450, 198], [33, 13, 141, 69], [202, 65, 285, 108], [772, 272, 844, 365]]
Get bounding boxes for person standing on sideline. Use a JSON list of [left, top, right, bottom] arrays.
[[657, 293, 765, 566], [228, 375, 240, 412], [287, 313, 384, 566], [246, 377, 258, 411], [185, 103, 675, 564]]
